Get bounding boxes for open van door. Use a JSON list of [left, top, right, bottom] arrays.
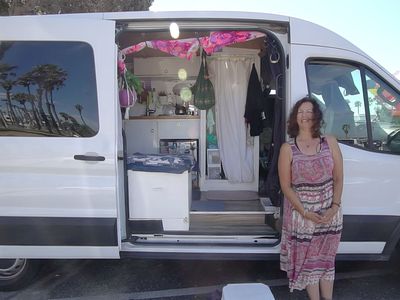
[[0, 15, 119, 265]]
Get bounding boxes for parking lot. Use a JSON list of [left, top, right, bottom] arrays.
[[1, 245, 400, 300]]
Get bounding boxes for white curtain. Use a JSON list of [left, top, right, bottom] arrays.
[[209, 57, 254, 183]]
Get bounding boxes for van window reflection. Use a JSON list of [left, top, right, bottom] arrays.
[[0, 41, 98, 137]]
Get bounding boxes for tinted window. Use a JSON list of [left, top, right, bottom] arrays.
[[307, 61, 367, 146], [0, 41, 98, 137], [307, 60, 400, 153], [365, 70, 400, 153]]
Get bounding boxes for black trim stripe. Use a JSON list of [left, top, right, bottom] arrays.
[[1, 215, 399, 249], [0, 217, 118, 246], [342, 215, 400, 242]]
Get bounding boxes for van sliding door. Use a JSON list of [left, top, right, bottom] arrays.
[[0, 16, 119, 258]]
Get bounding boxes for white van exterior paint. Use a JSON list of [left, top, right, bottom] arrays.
[[0, 11, 399, 261]]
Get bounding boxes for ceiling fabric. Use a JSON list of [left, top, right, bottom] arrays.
[[120, 31, 265, 60]]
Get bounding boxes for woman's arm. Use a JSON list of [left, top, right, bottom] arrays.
[[321, 135, 344, 223], [278, 143, 322, 223]]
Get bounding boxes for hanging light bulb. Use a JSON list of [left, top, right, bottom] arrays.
[[169, 22, 180, 39], [178, 68, 187, 81]]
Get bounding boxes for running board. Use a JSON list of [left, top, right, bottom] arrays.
[[189, 203, 280, 215], [130, 234, 279, 245]]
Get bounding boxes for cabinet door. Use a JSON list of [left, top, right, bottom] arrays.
[[158, 119, 200, 139], [125, 120, 158, 154]]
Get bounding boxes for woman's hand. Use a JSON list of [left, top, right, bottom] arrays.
[[320, 207, 338, 224], [305, 211, 323, 223]]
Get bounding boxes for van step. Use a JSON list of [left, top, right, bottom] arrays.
[[130, 234, 278, 245], [190, 199, 279, 215]]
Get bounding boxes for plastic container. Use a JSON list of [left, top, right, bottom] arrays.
[[222, 283, 275, 300]]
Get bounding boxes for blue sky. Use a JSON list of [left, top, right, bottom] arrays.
[[150, 0, 399, 75]]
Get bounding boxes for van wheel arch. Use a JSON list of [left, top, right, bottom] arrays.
[[0, 259, 41, 291]]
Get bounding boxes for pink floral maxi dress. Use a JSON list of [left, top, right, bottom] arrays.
[[280, 137, 343, 291]]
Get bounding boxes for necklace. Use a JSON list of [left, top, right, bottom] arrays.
[[295, 137, 321, 153]]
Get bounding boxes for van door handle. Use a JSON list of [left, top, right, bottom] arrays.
[[74, 154, 105, 161]]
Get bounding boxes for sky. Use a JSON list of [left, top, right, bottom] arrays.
[[150, 0, 400, 76]]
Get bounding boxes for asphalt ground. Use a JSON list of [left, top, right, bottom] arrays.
[[1, 246, 399, 300]]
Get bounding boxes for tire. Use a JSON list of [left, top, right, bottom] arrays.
[[0, 259, 41, 291]]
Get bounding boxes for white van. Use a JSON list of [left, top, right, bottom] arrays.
[[1, 11, 399, 290]]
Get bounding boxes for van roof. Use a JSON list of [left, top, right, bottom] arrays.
[[103, 10, 290, 23]]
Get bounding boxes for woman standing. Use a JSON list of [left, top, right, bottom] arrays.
[[278, 96, 343, 300]]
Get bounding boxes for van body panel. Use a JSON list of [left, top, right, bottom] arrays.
[[289, 17, 399, 85], [0, 11, 399, 264], [0, 17, 119, 257], [289, 17, 361, 53]]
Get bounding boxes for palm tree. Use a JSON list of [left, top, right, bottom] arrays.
[[0, 63, 18, 124], [30, 65, 55, 133], [0, 108, 8, 128], [18, 73, 42, 129], [42, 64, 67, 130], [12, 92, 35, 127], [74, 104, 87, 127]]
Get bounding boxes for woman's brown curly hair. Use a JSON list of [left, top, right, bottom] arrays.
[[287, 96, 323, 138]]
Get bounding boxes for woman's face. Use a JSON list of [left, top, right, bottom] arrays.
[[296, 101, 314, 130]]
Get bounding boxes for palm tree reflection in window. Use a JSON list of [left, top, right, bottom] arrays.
[[0, 62, 95, 137]]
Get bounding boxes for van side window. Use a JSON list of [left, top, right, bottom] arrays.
[[365, 70, 400, 153], [307, 61, 367, 146], [0, 41, 99, 137], [307, 61, 400, 153]]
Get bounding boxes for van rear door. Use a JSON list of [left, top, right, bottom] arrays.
[[0, 16, 119, 258]]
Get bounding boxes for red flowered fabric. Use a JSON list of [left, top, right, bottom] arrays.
[[120, 31, 265, 60]]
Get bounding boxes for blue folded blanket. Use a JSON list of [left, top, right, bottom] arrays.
[[127, 153, 194, 174]]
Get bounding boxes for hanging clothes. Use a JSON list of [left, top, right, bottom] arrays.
[[244, 63, 264, 136]]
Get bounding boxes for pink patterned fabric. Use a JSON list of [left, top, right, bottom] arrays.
[[201, 31, 265, 54], [146, 39, 200, 59], [120, 31, 265, 60], [280, 137, 343, 291], [121, 42, 146, 56]]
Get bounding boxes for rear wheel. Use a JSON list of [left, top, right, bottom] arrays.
[[0, 259, 41, 291]]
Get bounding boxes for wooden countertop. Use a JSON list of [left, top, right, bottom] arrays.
[[129, 115, 200, 120]]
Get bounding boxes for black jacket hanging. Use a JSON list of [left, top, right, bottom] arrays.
[[244, 63, 264, 136]]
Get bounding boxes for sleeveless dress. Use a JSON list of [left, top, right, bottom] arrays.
[[280, 137, 343, 291]]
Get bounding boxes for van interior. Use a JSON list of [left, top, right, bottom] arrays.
[[116, 21, 287, 246]]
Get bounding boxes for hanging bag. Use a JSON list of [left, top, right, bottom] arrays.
[[193, 50, 215, 110]]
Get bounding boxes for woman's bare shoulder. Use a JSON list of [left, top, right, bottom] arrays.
[[280, 142, 292, 152], [279, 142, 293, 158]]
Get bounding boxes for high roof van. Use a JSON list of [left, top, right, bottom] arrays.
[[0, 10, 399, 290]]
